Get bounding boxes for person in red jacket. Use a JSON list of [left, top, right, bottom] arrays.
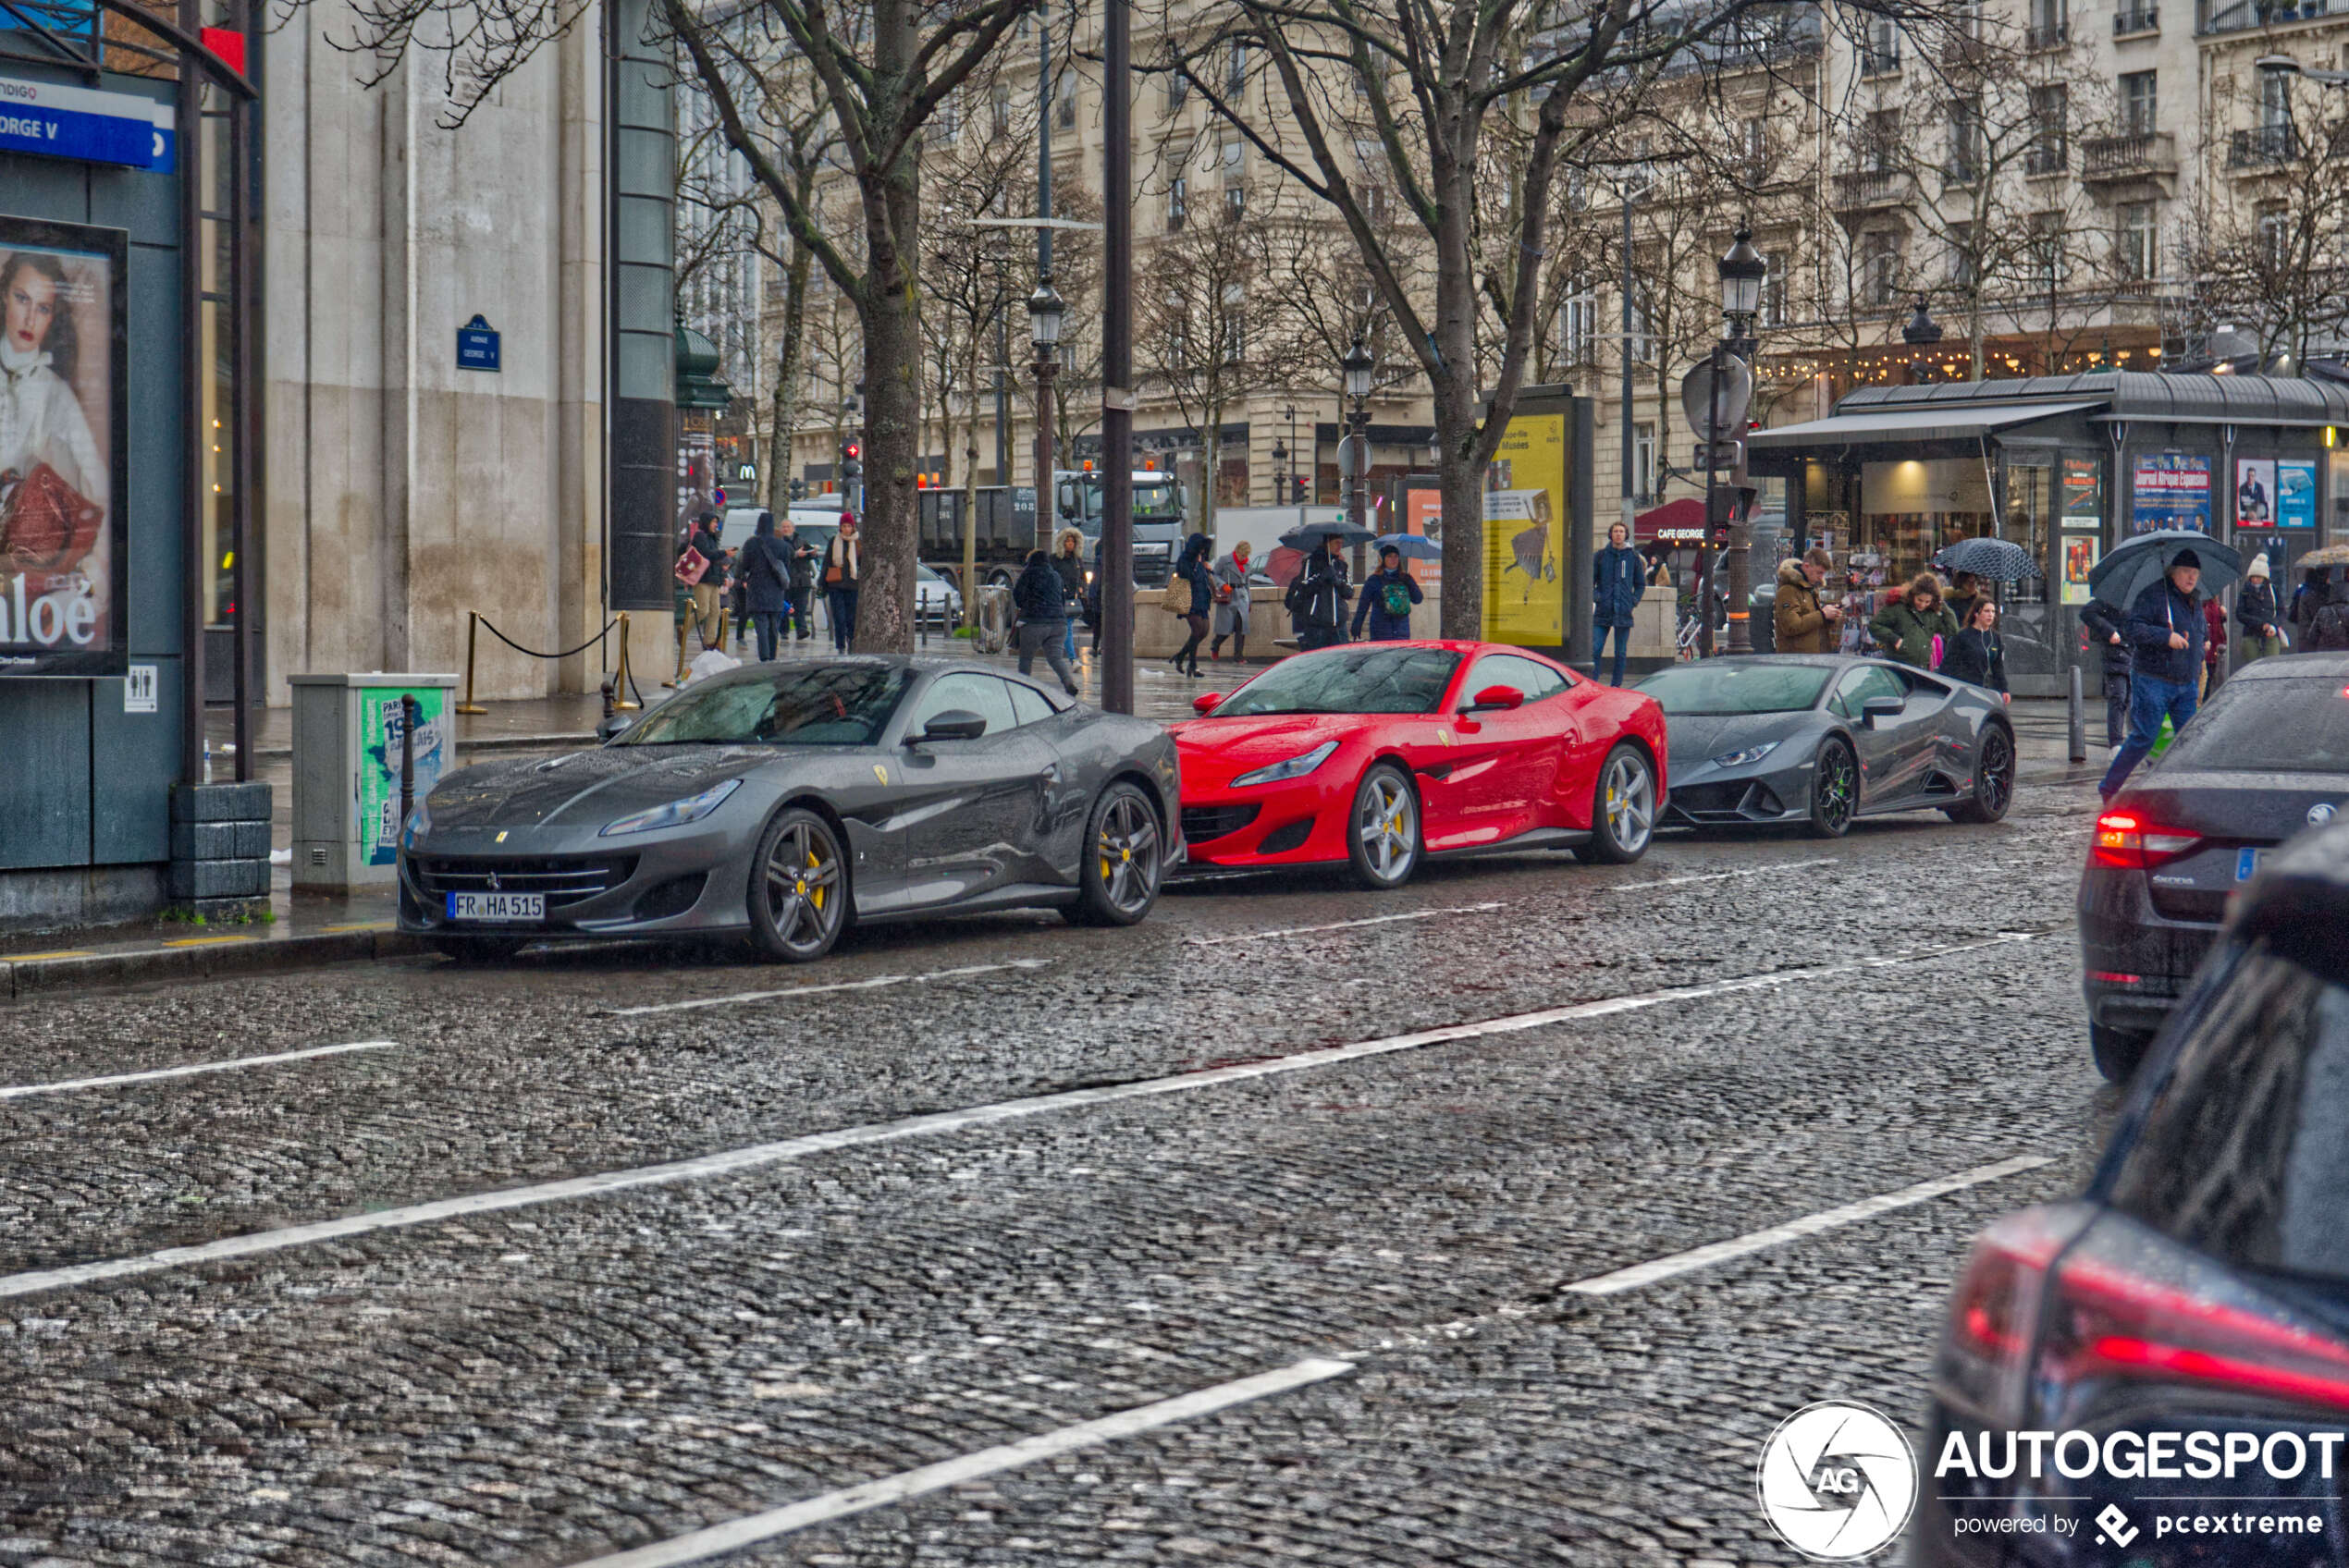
[[2201, 594, 2226, 699]]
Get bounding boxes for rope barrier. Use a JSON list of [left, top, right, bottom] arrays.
[[477, 615, 621, 662], [456, 610, 633, 716]]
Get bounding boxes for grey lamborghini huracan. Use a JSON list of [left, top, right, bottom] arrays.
[[396, 657, 1180, 962], [1632, 655, 2017, 837]]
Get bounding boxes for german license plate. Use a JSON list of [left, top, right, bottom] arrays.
[[2237, 848, 2262, 882], [447, 891, 543, 922]]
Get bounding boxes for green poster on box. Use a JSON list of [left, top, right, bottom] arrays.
[[358, 687, 449, 865]]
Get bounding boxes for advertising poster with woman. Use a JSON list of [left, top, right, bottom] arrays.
[[1482, 412, 1565, 645], [0, 216, 126, 677]]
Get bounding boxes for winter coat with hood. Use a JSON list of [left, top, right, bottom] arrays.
[[1593, 544, 1646, 628], [1773, 559, 1832, 654], [1013, 551, 1069, 622], [1352, 565, 1423, 641], [2235, 578, 2282, 637], [1869, 596, 1960, 669], [2079, 598, 2132, 675], [738, 518, 793, 613]]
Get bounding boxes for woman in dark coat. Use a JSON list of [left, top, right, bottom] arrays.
[[737, 512, 793, 661], [1166, 533, 1214, 677], [1939, 596, 2009, 697]]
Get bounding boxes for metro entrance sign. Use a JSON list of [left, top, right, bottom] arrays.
[[0, 74, 176, 170]]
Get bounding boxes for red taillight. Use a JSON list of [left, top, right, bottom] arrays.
[[2091, 809, 2203, 869]]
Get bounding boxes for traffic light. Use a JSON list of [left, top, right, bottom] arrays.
[[789, 478, 806, 501], [840, 439, 863, 483]]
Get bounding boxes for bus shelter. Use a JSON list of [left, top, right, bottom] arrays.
[[1747, 372, 2349, 697]]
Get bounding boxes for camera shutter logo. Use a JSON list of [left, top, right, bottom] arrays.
[[1755, 1401, 1918, 1561], [2312, 802, 2338, 827]]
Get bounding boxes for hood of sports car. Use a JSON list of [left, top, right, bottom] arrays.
[[1172, 713, 1364, 790], [424, 746, 779, 830], [1661, 712, 1810, 767]]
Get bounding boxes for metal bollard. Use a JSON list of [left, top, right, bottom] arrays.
[[454, 611, 488, 714], [600, 675, 616, 723], [612, 612, 640, 710], [2068, 665, 2087, 764], [399, 693, 420, 835]]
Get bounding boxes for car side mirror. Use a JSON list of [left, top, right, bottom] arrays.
[[596, 715, 633, 741], [1465, 684, 1525, 713], [911, 710, 988, 744], [1192, 692, 1222, 715], [1861, 694, 1906, 725]]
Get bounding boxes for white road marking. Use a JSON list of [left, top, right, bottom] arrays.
[[1607, 858, 1838, 892], [569, 1358, 1356, 1568], [0, 1040, 398, 1102], [1184, 902, 1506, 946], [1563, 1154, 2054, 1296], [606, 959, 1054, 1017], [0, 932, 2038, 1302]]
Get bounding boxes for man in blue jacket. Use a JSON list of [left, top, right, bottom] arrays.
[[1592, 521, 1646, 683], [2098, 547, 2204, 801]]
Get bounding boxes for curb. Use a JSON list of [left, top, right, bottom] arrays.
[[0, 928, 427, 1000]]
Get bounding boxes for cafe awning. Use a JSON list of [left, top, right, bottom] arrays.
[[1747, 400, 2103, 450]]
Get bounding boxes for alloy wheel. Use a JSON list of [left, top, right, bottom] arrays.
[[1097, 791, 1162, 916], [1817, 743, 1856, 832], [1603, 752, 1654, 856], [763, 819, 842, 957], [1979, 730, 2014, 816], [1358, 772, 1417, 882]]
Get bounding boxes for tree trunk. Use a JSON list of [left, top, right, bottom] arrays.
[[961, 343, 982, 626], [767, 232, 813, 514], [1199, 398, 1221, 542], [1432, 151, 1485, 641], [858, 153, 924, 654]]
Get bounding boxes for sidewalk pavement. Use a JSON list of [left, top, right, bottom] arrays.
[[22, 658, 2095, 997]]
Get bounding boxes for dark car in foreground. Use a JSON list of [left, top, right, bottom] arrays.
[[1919, 822, 2349, 1567], [2079, 653, 2349, 1081], [1633, 655, 2015, 837], [397, 657, 1179, 962]]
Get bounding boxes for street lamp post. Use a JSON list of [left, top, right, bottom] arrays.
[[1902, 295, 1943, 384], [1716, 228, 1766, 655], [1342, 331, 1375, 561], [1284, 403, 1299, 501], [1271, 438, 1288, 506], [1029, 277, 1064, 553]]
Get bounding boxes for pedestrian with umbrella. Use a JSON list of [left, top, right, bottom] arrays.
[[1285, 526, 1355, 650], [2097, 541, 2221, 800], [1591, 521, 1646, 683], [1165, 532, 1215, 677], [1352, 541, 1425, 642]]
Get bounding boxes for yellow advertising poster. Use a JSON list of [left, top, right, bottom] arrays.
[[1482, 412, 1566, 644]]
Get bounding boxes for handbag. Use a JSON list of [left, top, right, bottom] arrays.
[[823, 538, 849, 586], [674, 545, 709, 587], [0, 462, 105, 575]]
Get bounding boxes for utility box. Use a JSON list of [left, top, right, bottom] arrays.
[[289, 674, 460, 890]]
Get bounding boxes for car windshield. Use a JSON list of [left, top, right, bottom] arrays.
[[1634, 663, 1831, 716], [1213, 647, 1461, 717], [616, 665, 910, 746], [2159, 676, 2349, 774]]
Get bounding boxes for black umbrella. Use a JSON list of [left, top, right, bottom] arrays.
[[2087, 530, 2243, 607], [1932, 536, 2037, 582], [1280, 521, 1377, 549]]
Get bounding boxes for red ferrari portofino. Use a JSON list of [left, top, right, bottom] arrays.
[[1172, 641, 1668, 889]]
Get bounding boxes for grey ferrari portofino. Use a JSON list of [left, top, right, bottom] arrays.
[[1632, 655, 2016, 836], [396, 658, 1180, 962]]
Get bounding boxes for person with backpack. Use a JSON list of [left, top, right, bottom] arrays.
[[2079, 595, 2132, 748], [1012, 547, 1081, 695], [1351, 543, 1424, 642], [1591, 521, 1645, 681], [2309, 570, 2349, 652], [1285, 533, 1353, 651]]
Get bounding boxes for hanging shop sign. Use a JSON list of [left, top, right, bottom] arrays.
[[0, 215, 129, 677], [0, 74, 175, 170], [2131, 453, 2210, 533]]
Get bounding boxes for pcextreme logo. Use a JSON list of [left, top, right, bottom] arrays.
[[1756, 1401, 1919, 1561]]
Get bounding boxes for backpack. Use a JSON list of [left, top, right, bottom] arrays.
[[1381, 579, 1412, 619]]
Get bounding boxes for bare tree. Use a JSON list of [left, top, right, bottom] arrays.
[[2183, 83, 2349, 363]]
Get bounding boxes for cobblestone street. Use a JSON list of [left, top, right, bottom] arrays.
[[0, 778, 2110, 1567]]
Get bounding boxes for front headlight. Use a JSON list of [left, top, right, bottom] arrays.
[[1710, 741, 1780, 769], [402, 798, 431, 849], [1231, 740, 1338, 789], [600, 778, 744, 837]]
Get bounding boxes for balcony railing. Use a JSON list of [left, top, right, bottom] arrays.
[[2026, 143, 2069, 175], [2082, 130, 2178, 179], [2026, 18, 2070, 45], [2229, 123, 2299, 166], [2203, 0, 2331, 31], [1859, 45, 1900, 74], [1832, 168, 1907, 209], [2113, 5, 2158, 30]]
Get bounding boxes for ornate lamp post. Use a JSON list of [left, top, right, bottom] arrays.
[[1715, 228, 1767, 654], [1028, 276, 1065, 551], [1271, 438, 1289, 505], [1341, 331, 1375, 544], [1901, 295, 1943, 384]]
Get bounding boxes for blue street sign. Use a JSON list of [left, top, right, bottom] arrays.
[[457, 314, 501, 372], [0, 74, 175, 170]]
